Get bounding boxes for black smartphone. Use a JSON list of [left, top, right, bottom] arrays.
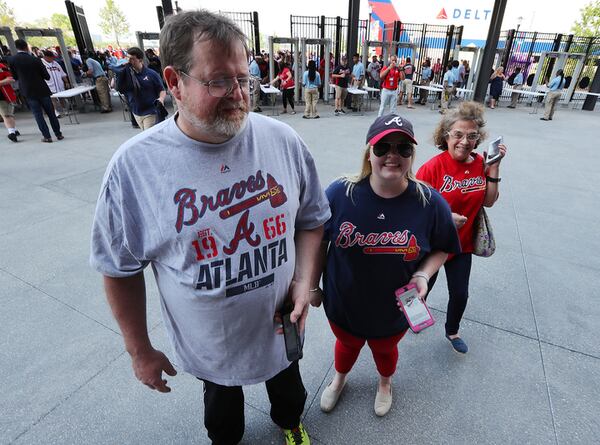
[[282, 310, 303, 362]]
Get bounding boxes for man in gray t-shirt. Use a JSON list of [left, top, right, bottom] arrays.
[[90, 10, 329, 445]]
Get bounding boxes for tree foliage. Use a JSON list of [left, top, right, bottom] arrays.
[[0, 0, 17, 29], [571, 0, 600, 37], [99, 0, 129, 47]]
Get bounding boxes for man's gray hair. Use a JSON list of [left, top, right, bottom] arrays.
[[159, 10, 249, 74]]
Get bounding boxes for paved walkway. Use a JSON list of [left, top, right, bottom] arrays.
[[1, 97, 599, 444]]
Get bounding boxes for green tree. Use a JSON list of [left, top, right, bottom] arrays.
[[0, 0, 17, 29], [99, 0, 129, 47], [571, 0, 600, 37]]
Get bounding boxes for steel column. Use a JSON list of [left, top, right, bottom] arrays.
[[473, 0, 509, 103]]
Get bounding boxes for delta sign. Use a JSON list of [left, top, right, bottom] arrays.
[[369, 0, 494, 46]]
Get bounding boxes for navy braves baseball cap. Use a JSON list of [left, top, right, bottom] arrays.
[[366, 114, 418, 145]]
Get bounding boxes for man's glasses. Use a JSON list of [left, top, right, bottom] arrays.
[[372, 142, 414, 158], [446, 130, 480, 142], [180, 71, 252, 97]]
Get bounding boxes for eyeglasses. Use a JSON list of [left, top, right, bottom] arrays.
[[180, 71, 252, 97], [372, 142, 414, 158], [446, 130, 480, 142]]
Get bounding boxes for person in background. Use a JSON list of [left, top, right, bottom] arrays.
[[416, 101, 507, 354], [41, 50, 69, 118], [507, 66, 524, 109], [0, 57, 20, 142], [440, 62, 455, 114], [116, 46, 166, 129], [367, 55, 381, 98], [398, 56, 415, 108], [82, 51, 112, 113], [418, 58, 432, 105], [350, 53, 365, 112], [332, 55, 350, 116], [271, 60, 296, 114], [313, 114, 460, 417], [378, 55, 401, 116], [9, 39, 63, 142], [488, 66, 505, 109], [432, 58, 442, 83], [302, 59, 321, 119], [249, 53, 263, 112], [145, 48, 163, 80], [540, 69, 565, 121]]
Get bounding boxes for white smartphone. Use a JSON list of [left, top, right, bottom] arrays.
[[486, 136, 503, 165], [395, 284, 435, 333]]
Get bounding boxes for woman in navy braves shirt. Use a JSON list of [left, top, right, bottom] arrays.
[[311, 114, 460, 417], [416, 101, 507, 354]]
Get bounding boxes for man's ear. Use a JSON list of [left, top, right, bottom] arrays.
[[163, 66, 182, 101]]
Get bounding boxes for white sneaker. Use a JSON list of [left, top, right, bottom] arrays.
[[320, 381, 346, 412], [374, 386, 392, 416]]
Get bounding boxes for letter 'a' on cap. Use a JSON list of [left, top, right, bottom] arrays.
[[366, 114, 418, 146]]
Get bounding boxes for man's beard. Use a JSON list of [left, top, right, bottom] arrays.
[[180, 99, 249, 139]]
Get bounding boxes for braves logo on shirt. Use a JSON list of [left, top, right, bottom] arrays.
[[334, 221, 421, 261], [174, 170, 290, 295], [440, 174, 485, 194]]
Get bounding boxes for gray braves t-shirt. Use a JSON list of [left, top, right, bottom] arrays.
[[90, 112, 330, 386]]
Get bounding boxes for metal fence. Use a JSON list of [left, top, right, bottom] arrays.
[[219, 11, 260, 55], [381, 22, 463, 83], [290, 15, 369, 65], [498, 30, 600, 105]]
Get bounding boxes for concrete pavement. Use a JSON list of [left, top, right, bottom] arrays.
[[1, 97, 599, 444]]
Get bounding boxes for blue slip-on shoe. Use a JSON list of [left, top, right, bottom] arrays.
[[446, 334, 468, 354]]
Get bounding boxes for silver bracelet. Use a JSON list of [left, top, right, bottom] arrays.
[[411, 272, 430, 283], [309, 288, 320, 292]]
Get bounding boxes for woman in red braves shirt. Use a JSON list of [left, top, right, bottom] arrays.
[[416, 101, 507, 354], [311, 114, 460, 417]]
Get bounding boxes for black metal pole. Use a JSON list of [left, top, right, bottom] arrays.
[[157, 6, 165, 29], [473, 0, 509, 103], [346, 0, 360, 64], [502, 29, 515, 70], [335, 16, 341, 65], [161, 0, 173, 17], [253, 11, 260, 55], [583, 57, 600, 111]]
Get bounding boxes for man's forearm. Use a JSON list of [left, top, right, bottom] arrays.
[[103, 273, 153, 357], [293, 225, 325, 286]]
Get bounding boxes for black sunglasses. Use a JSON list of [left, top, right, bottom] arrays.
[[372, 142, 414, 158]]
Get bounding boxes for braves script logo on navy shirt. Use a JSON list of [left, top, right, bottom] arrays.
[[335, 221, 420, 261]]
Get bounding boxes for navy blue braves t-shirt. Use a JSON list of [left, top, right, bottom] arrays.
[[323, 178, 461, 338]]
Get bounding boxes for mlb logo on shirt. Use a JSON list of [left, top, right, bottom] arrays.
[[220, 164, 231, 173]]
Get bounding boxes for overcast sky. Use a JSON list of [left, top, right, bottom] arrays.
[[6, 0, 591, 41]]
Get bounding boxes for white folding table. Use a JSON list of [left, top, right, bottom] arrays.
[[51, 85, 96, 124], [260, 84, 282, 116]]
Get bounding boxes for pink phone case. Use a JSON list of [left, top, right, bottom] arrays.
[[395, 283, 435, 333]]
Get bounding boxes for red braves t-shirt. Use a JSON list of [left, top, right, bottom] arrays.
[[380, 66, 401, 90], [416, 151, 486, 253]]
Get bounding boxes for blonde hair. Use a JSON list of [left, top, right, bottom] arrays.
[[432, 101, 488, 151], [341, 144, 431, 206]]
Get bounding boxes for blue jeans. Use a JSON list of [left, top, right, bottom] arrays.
[[26, 96, 61, 139]]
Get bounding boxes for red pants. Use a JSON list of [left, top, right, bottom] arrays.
[[329, 321, 407, 378]]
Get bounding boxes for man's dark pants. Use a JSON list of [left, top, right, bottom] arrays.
[[26, 96, 61, 139], [202, 361, 306, 445]]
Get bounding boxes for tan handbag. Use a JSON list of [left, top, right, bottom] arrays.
[[472, 207, 495, 257]]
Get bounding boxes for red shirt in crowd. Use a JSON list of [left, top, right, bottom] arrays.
[[416, 150, 486, 253], [380, 66, 402, 90]]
